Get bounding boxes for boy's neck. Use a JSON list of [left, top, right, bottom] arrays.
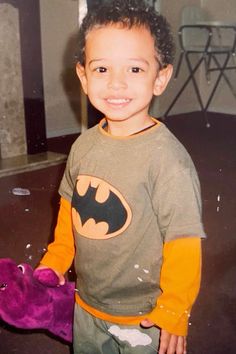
[[105, 115, 155, 137]]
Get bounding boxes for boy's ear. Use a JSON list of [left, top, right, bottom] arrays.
[[153, 64, 173, 96], [76, 62, 88, 95]]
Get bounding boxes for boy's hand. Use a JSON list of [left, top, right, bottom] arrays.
[[140, 319, 187, 354], [34, 265, 65, 286], [158, 328, 187, 354]]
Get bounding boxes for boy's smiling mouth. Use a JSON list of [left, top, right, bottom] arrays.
[[106, 98, 131, 106]]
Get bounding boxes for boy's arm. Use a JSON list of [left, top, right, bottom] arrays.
[[39, 197, 75, 275], [145, 236, 202, 336]]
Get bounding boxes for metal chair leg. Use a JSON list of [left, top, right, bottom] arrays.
[[174, 52, 184, 79], [164, 54, 204, 118], [185, 53, 205, 111], [204, 53, 231, 111], [210, 54, 236, 97]]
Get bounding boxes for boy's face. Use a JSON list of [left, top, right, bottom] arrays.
[[77, 24, 172, 123]]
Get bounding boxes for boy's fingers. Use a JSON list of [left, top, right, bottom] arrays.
[[58, 274, 66, 285], [167, 334, 178, 354], [159, 330, 187, 354], [140, 319, 155, 328], [158, 329, 171, 354], [177, 336, 187, 354], [176, 336, 186, 354]]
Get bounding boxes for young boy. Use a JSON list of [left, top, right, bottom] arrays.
[[38, 1, 205, 353]]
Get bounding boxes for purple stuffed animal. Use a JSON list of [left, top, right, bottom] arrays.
[[0, 258, 75, 342]]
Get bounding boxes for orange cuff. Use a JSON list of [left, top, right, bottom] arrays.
[[148, 237, 202, 336]]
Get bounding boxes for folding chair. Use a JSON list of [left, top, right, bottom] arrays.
[[165, 23, 236, 125]]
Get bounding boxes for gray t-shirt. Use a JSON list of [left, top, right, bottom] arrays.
[[59, 120, 205, 316]]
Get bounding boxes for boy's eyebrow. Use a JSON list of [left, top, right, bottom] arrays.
[[88, 59, 106, 65], [128, 58, 150, 66]]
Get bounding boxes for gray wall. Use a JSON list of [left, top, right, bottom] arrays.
[[40, 0, 82, 138], [0, 3, 26, 158]]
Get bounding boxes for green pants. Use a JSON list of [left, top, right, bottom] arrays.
[[73, 303, 160, 354]]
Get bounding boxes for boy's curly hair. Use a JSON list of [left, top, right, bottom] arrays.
[[78, 0, 175, 69]]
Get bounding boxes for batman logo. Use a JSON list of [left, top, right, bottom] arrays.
[[71, 175, 132, 239]]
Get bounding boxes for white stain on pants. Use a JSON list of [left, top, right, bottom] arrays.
[[108, 325, 152, 347]]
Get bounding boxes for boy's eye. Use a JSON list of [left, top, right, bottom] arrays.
[[95, 67, 107, 73], [130, 67, 143, 73]]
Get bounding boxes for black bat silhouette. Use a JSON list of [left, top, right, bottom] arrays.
[[72, 183, 128, 234]]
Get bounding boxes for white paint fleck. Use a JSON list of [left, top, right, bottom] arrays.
[[38, 247, 47, 254], [108, 325, 152, 347], [134, 264, 140, 269], [26, 243, 31, 249], [143, 269, 149, 274], [12, 188, 30, 196], [25, 208, 30, 212], [217, 194, 221, 202], [137, 277, 143, 282], [216, 206, 220, 212], [28, 255, 33, 260]]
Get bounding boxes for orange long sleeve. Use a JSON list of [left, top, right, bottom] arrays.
[[40, 197, 75, 274], [147, 237, 202, 336]]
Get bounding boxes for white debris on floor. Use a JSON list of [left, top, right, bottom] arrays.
[[12, 188, 31, 196]]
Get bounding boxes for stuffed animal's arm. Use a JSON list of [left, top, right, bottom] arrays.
[[34, 266, 65, 286], [39, 197, 75, 275]]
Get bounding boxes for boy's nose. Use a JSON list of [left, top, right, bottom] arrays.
[[107, 70, 127, 90]]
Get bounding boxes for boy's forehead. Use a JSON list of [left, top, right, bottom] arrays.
[[85, 24, 156, 56], [86, 22, 152, 39]]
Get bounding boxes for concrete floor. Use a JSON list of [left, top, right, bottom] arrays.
[[0, 112, 235, 354]]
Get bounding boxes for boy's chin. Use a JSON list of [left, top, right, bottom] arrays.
[[104, 115, 131, 123]]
